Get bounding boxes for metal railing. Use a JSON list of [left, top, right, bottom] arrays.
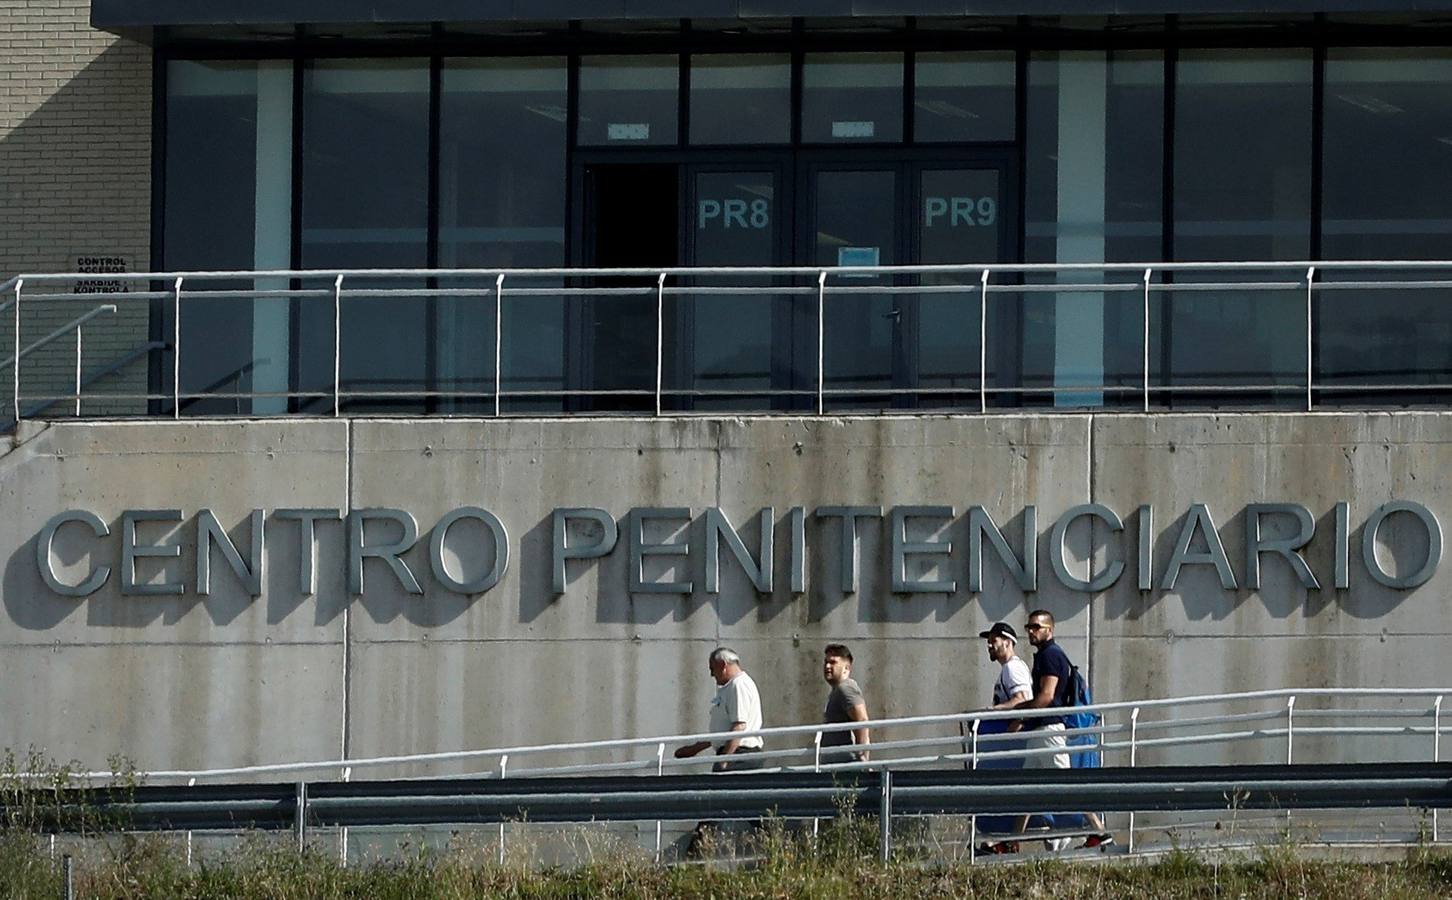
[[7, 260, 1452, 424], [33, 687, 1448, 858]]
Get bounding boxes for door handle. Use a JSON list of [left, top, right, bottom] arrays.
[[882, 307, 903, 322]]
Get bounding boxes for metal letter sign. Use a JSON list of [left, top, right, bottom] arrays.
[[28, 501, 1447, 601]]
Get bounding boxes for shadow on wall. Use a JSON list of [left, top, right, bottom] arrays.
[[1, 42, 153, 421], [2, 503, 1428, 631]]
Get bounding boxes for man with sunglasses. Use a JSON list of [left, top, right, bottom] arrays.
[[1005, 610, 1114, 850]]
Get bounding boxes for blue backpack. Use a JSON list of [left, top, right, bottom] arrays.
[[1061, 665, 1102, 768]]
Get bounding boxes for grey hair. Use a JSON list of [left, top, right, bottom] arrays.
[[709, 646, 741, 666]]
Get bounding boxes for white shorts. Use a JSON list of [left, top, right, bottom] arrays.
[[1025, 722, 1070, 769]]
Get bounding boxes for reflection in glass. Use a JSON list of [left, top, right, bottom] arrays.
[[299, 59, 430, 412], [687, 172, 778, 410], [802, 53, 904, 143], [1171, 50, 1311, 403], [165, 60, 293, 415], [689, 55, 791, 145], [815, 169, 897, 406], [914, 52, 1016, 143], [578, 55, 679, 146], [440, 58, 568, 412], [1320, 49, 1452, 402]]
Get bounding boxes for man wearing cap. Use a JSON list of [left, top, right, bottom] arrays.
[[974, 622, 1035, 855], [981, 622, 1032, 711]]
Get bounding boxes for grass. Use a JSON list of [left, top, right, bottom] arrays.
[[0, 824, 1449, 899], [0, 755, 1448, 898]]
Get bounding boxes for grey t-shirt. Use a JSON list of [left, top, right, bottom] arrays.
[[822, 678, 865, 748]]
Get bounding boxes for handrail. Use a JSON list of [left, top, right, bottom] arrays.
[[10, 260, 1452, 284], [58, 687, 1452, 784], [0, 304, 115, 370], [9, 260, 1452, 428], [9, 340, 166, 425]]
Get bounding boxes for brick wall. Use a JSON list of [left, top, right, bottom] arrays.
[[0, 0, 152, 420]]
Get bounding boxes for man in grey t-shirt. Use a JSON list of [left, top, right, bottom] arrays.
[[820, 643, 871, 764]]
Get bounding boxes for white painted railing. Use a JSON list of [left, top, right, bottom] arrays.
[[7, 260, 1452, 422], [65, 687, 1447, 784]]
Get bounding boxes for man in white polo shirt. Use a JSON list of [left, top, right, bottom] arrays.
[[675, 646, 764, 771]]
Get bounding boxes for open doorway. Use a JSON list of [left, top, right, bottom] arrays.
[[581, 163, 678, 411]]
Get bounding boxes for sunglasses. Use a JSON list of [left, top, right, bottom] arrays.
[[1023, 622, 1048, 632]]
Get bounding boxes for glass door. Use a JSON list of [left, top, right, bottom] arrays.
[[679, 165, 788, 410], [804, 162, 906, 409], [914, 162, 1013, 408], [801, 153, 1015, 409], [580, 162, 680, 412]]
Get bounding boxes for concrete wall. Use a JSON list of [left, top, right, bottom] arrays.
[[0, 412, 1446, 775], [0, 0, 151, 419]]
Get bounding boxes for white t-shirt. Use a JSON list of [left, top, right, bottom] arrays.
[[993, 657, 1032, 706], [709, 671, 764, 749]]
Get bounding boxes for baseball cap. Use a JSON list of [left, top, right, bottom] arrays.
[[978, 622, 1017, 643]]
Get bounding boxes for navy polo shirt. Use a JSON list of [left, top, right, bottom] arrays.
[[1029, 639, 1073, 729]]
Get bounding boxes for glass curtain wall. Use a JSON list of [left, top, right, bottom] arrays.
[[689, 54, 791, 145], [914, 51, 1015, 143], [1170, 50, 1313, 404], [802, 53, 904, 143], [439, 58, 568, 412], [578, 55, 679, 146], [1025, 51, 1165, 407], [1320, 49, 1452, 403], [297, 59, 431, 412], [160, 35, 1452, 414], [164, 59, 293, 415], [914, 51, 1018, 408]]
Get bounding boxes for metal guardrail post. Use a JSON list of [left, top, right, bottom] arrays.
[[61, 853, 73, 900], [1286, 696, 1296, 835], [812, 730, 823, 839], [1305, 267, 1316, 412], [73, 327, 82, 417], [1435, 696, 1443, 842], [11, 279, 20, 425], [1128, 707, 1140, 854], [654, 743, 664, 862], [172, 278, 183, 418], [655, 273, 666, 417], [979, 268, 990, 414], [498, 755, 508, 865], [878, 768, 893, 863], [333, 275, 344, 417], [294, 781, 307, 852], [969, 718, 979, 864], [186, 776, 196, 868], [339, 765, 352, 867], [1286, 696, 1296, 763], [1142, 268, 1152, 412], [493, 273, 505, 417], [816, 271, 827, 415]]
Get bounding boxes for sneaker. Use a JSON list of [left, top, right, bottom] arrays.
[[986, 840, 1021, 854], [1081, 833, 1115, 850], [1047, 837, 1073, 852]]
